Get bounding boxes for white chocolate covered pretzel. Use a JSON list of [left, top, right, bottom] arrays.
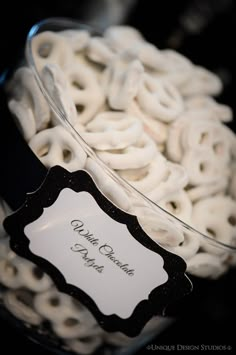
[[34, 289, 77, 323], [147, 162, 188, 202], [187, 252, 228, 279], [166, 232, 200, 260], [127, 101, 168, 144], [85, 158, 130, 212], [31, 31, 73, 72], [192, 196, 236, 255], [181, 149, 229, 185], [185, 95, 233, 122], [136, 207, 184, 247], [187, 178, 228, 202], [41, 64, 78, 126], [104, 25, 144, 53], [181, 119, 232, 165], [137, 73, 184, 122], [29, 126, 86, 171], [83, 111, 142, 150], [166, 115, 191, 162], [97, 133, 157, 170], [102, 53, 144, 110], [151, 49, 193, 87], [117, 153, 167, 194], [8, 99, 36, 141], [65, 62, 105, 124], [0, 257, 27, 289], [86, 36, 115, 65], [179, 65, 222, 97], [3, 289, 42, 325], [59, 29, 90, 53], [158, 190, 193, 224], [65, 335, 102, 355], [16, 260, 52, 293]]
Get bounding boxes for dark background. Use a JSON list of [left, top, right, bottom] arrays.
[[0, 0, 235, 353]]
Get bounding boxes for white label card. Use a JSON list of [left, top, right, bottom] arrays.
[[4, 166, 192, 337]]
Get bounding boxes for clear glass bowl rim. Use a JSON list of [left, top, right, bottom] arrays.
[[25, 16, 236, 253]]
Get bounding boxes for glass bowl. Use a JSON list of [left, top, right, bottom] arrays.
[[1, 16, 236, 355]]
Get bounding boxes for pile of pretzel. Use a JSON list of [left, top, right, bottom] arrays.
[[0, 25, 235, 353]]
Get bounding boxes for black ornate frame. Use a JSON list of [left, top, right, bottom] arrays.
[[3, 166, 192, 337]]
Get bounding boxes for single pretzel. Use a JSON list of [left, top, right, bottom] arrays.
[[165, 231, 200, 260], [127, 101, 168, 144], [59, 29, 90, 53], [187, 252, 228, 279], [65, 335, 102, 355], [8, 99, 36, 141], [96, 133, 157, 170], [181, 119, 232, 166], [41, 64, 78, 126], [117, 153, 167, 194], [137, 73, 184, 122], [155, 49, 193, 87], [185, 95, 233, 122], [82, 111, 142, 150], [104, 25, 144, 53], [16, 259, 52, 293], [101, 54, 144, 110], [166, 115, 192, 163], [11, 67, 50, 129], [31, 31, 73, 73], [158, 190, 193, 224], [29, 126, 87, 171], [65, 62, 105, 124], [34, 289, 78, 323], [124, 41, 165, 72], [0, 257, 26, 289], [86, 36, 115, 65], [3, 289, 42, 325], [85, 158, 131, 212], [136, 207, 184, 247], [181, 149, 229, 185], [147, 162, 188, 202], [51, 301, 100, 339], [179, 66, 222, 97], [187, 178, 228, 202], [192, 196, 236, 255]]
